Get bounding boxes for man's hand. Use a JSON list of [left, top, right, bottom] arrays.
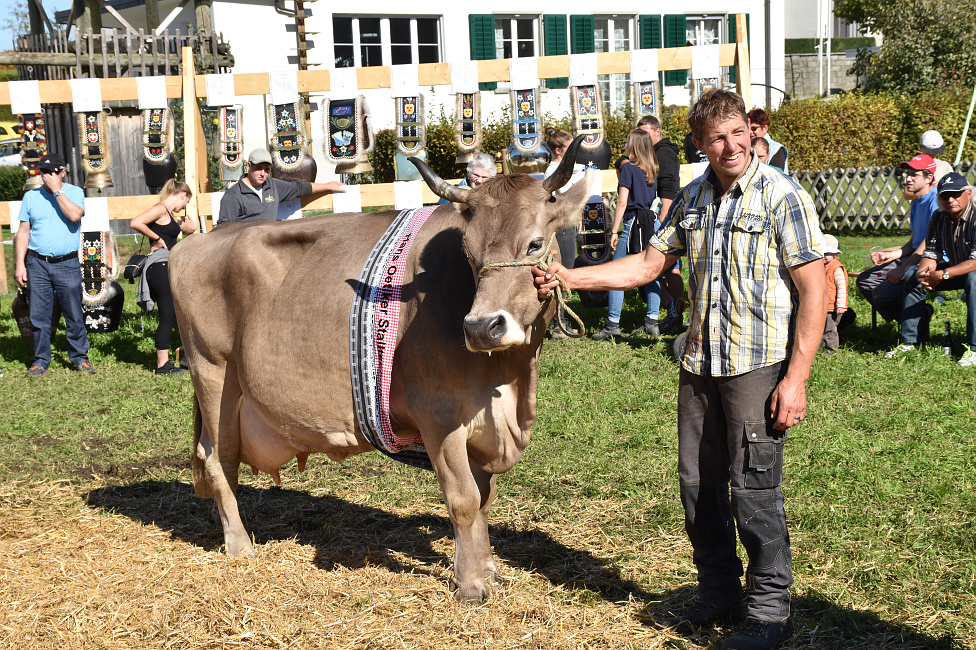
[[15, 266, 27, 287], [770, 376, 806, 431], [886, 263, 908, 284], [872, 248, 900, 265], [532, 261, 567, 298], [324, 181, 345, 193], [40, 171, 63, 194], [916, 259, 939, 291]]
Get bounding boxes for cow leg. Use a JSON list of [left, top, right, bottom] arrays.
[[430, 436, 499, 603], [192, 361, 256, 558]]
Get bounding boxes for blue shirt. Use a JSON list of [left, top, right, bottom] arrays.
[[910, 187, 939, 249], [22, 184, 85, 256], [618, 161, 657, 215]]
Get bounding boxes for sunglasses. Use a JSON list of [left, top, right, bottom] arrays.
[[941, 190, 968, 199]]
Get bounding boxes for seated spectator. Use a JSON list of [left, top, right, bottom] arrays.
[[920, 130, 954, 182], [887, 173, 976, 366], [438, 153, 495, 204], [821, 234, 856, 353], [752, 136, 771, 166], [747, 108, 788, 173], [856, 154, 939, 323]]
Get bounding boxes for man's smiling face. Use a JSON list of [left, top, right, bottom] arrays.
[[694, 115, 753, 191]]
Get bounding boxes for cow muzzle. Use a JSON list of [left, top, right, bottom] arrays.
[[463, 311, 526, 352]]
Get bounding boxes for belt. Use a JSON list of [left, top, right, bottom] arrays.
[[26, 249, 78, 264]]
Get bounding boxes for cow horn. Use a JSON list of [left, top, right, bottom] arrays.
[[542, 134, 587, 194], [409, 157, 472, 203]]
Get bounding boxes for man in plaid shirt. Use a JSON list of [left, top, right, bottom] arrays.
[[534, 90, 825, 650]]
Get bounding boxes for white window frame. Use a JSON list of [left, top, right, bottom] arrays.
[[685, 14, 725, 47], [494, 15, 541, 61], [594, 15, 634, 116], [333, 16, 443, 68]]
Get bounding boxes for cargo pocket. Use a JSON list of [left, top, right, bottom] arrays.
[[744, 421, 784, 489]]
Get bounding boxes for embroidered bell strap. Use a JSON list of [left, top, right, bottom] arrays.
[[696, 77, 720, 98], [349, 206, 437, 471], [325, 97, 360, 163], [454, 92, 482, 152], [19, 113, 46, 174], [269, 101, 307, 170], [578, 200, 612, 265], [511, 88, 542, 154], [79, 112, 109, 173], [80, 231, 110, 306], [571, 85, 604, 149], [142, 108, 172, 163], [219, 106, 244, 169], [395, 95, 425, 155], [634, 80, 659, 116]]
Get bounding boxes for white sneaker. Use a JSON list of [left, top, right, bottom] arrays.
[[958, 349, 976, 367], [885, 344, 917, 359]]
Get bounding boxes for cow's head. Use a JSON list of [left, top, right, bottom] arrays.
[[411, 136, 592, 352]]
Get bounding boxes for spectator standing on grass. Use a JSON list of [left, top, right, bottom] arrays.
[[856, 154, 940, 324], [13, 154, 95, 377], [129, 179, 198, 375], [747, 109, 788, 173], [821, 234, 856, 353], [920, 130, 954, 182], [887, 173, 976, 366], [535, 90, 825, 650]]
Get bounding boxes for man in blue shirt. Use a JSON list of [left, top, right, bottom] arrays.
[[856, 154, 940, 326], [14, 153, 94, 376]]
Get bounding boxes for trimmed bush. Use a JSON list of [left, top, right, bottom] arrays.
[[0, 166, 27, 201], [785, 37, 876, 55]]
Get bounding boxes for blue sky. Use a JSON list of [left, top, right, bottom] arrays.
[[1, 1, 71, 52]]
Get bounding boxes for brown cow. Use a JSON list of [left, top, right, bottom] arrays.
[[169, 137, 592, 602]]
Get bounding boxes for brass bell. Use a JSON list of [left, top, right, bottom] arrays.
[[84, 169, 115, 189], [335, 158, 373, 174], [22, 174, 43, 191]]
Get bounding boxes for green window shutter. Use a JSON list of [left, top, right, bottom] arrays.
[[728, 14, 751, 84], [544, 15, 569, 88], [639, 14, 664, 90], [570, 15, 594, 54], [469, 14, 497, 91], [663, 14, 687, 86]]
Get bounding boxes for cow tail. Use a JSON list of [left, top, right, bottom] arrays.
[[192, 394, 214, 499]]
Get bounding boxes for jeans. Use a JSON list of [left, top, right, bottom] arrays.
[[901, 266, 976, 349], [607, 218, 658, 323], [677, 363, 793, 622], [855, 260, 907, 323], [25, 254, 90, 368]]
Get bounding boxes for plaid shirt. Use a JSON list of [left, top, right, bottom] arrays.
[[651, 154, 824, 377], [922, 202, 976, 266]]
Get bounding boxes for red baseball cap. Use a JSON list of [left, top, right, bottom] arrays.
[[899, 154, 936, 173]]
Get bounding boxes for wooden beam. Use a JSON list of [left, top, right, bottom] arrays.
[[145, 0, 160, 32], [735, 13, 753, 108], [181, 47, 205, 229], [94, 0, 141, 37]]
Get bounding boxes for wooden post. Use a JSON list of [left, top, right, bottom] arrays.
[[181, 47, 208, 230], [734, 13, 753, 108], [145, 0, 160, 32], [28, 0, 45, 36], [75, 0, 102, 40], [195, 0, 214, 36]]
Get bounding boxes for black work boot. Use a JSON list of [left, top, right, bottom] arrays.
[[664, 599, 746, 636], [590, 321, 622, 341], [721, 617, 794, 649]]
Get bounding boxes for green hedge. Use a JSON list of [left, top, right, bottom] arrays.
[[785, 37, 876, 55], [0, 166, 27, 202]]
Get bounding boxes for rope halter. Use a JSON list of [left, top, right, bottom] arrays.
[[477, 232, 585, 338]]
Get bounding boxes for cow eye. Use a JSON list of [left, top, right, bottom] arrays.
[[526, 237, 544, 255]]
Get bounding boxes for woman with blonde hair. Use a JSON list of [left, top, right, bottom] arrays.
[[129, 179, 197, 374], [592, 129, 660, 340]]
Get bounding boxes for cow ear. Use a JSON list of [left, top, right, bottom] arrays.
[[546, 169, 594, 230]]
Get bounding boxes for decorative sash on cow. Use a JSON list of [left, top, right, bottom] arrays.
[[394, 95, 426, 181], [79, 230, 124, 333], [349, 206, 438, 471], [505, 87, 549, 174], [19, 112, 46, 191], [142, 107, 177, 190], [219, 106, 244, 184], [324, 95, 374, 174], [570, 85, 611, 170], [633, 79, 660, 118], [79, 111, 114, 189], [454, 92, 482, 165]]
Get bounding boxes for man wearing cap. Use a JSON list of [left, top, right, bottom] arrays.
[[217, 148, 345, 224], [889, 173, 976, 366], [920, 130, 954, 182], [856, 154, 940, 324], [13, 153, 95, 376]]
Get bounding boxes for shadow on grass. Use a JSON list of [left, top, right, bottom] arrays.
[[83, 480, 657, 603]]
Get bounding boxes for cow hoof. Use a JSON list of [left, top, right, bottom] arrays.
[[224, 534, 257, 559], [452, 579, 491, 604]]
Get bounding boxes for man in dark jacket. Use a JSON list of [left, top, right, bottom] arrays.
[[218, 149, 344, 223]]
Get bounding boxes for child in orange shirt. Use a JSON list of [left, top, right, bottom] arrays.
[[822, 234, 855, 352]]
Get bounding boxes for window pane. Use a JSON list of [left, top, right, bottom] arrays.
[[701, 19, 721, 44], [594, 19, 609, 53], [517, 40, 534, 57], [333, 17, 353, 44], [359, 18, 381, 44], [502, 41, 513, 59], [361, 44, 382, 66], [614, 22, 629, 51], [335, 45, 354, 68], [516, 18, 533, 39], [418, 45, 439, 64], [390, 18, 411, 44], [417, 18, 439, 45], [392, 45, 412, 65]]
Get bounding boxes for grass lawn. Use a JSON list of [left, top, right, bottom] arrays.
[[0, 229, 972, 649]]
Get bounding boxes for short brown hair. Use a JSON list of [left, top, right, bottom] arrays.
[[687, 90, 748, 142], [636, 115, 661, 130]]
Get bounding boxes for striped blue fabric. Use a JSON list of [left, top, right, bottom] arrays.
[[651, 155, 824, 377]]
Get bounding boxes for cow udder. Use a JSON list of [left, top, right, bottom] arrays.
[[239, 397, 307, 484]]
